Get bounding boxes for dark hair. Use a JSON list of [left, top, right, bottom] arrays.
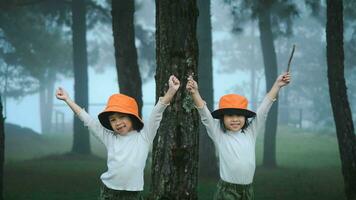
[[219, 115, 252, 133], [128, 114, 143, 132]]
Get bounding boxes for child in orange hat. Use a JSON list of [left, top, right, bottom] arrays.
[[55, 75, 180, 200], [186, 72, 291, 200]]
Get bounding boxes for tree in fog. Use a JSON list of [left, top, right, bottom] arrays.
[[0, 96, 4, 200], [326, 0, 356, 199], [135, 24, 156, 83], [0, 7, 71, 135], [254, 0, 297, 168], [344, 0, 356, 120], [0, 1, 108, 154], [214, 30, 264, 111], [63, 0, 107, 154], [70, 0, 91, 154], [279, 12, 332, 128], [111, 0, 143, 115], [150, 1, 199, 199], [225, 0, 298, 167], [59, 0, 109, 154], [197, 0, 218, 180]]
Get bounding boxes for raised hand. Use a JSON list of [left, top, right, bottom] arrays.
[[169, 75, 180, 91], [267, 72, 292, 100], [55, 87, 82, 115], [161, 75, 181, 104], [55, 87, 70, 101], [275, 72, 291, 88], [186, 75, 198, 94]]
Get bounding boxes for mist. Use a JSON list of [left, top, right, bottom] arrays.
[[1, 0, 355, 199]]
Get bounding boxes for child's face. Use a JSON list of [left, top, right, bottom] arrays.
[[223, 114, 246, 132], [109, 113, 134, 135]]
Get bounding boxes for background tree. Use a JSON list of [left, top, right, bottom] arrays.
[[0, 96, 4, 200], [135, 24, 156, 83], [344, 0, 356, 122], [213, 29, 264, 111], [71, 0, 90, 154], [197, 0, 218, 180], [255, 0, 297, 167], [0, 1, 108, 155], [326, 0, 356, 199], [111, 0, 143, 115], [225, 0, 298, 167], [150, 1, 199, 199], [0, 7, 72, 135], [258, 0, 281, 167]]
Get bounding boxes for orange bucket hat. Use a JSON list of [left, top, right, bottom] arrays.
[[98, 94, 143, 131], [211, 94, 256, 119]]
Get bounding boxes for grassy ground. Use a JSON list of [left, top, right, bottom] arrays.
[[3, 126, 346, 200]]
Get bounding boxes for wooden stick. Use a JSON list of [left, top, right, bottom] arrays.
[[286, 44, 296, 72]]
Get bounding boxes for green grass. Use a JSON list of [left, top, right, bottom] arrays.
[[256, 126, 342, 168], [4, 157, 104, 200], [4, 126, 346, 200]]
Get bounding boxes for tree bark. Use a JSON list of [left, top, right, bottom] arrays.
[[197, 0, 218, 180], [326, 0, 356, 199], [150, 1, 199, 199], [71, 0, 91, 154], [258, 2, 278, 168], [0, 96, 4, 200], [111, 0, 143, 115]]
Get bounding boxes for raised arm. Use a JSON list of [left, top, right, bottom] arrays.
[[55, 87, 82, 115], [161, 75, 180, 104], [186, 75, 205, 108], [249, 72, 292, 138], [267, 72, 291, 100], [56, 87, 111, 145], [186, 75, 220, 142], [143, 75, 180, 143]]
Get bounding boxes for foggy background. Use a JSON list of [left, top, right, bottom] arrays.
[[4, 0, 354, 134], [1, 0, 356, 199]]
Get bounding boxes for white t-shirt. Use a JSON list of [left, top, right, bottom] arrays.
[[78, 100, 168, 191], [197, 95, 274, 184]]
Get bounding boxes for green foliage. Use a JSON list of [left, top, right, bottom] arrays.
[[135, 24, 156, 83], [344, 0, 356, 20], [182, 94, 195, 113], [223, 0, 299, 37], [0, 7, 72, 98], [0, 0, 110, 99]]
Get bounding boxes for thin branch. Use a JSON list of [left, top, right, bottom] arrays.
[[87, 1, 111, 21], [0, 0, 46, 9]]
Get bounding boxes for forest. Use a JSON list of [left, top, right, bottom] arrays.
[[0, 0, 355, 200]]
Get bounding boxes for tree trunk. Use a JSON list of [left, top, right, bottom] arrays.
[[250, 65, 257, 111], [277, 43, 289, 125], [150, 1, 199, 199], [111, 0, 143, 115], [71, 0, 91, 155], [39, 74, 55, 134], [0, 96, 4, 200], [197, 0, 218, 181], [280, 88, 289, 125], [326, 0, 356, 199], [258, 3, 278, 168]]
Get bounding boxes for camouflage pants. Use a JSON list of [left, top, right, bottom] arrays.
[[213, 180, 254, 200], [99, 184, 144, 200]]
